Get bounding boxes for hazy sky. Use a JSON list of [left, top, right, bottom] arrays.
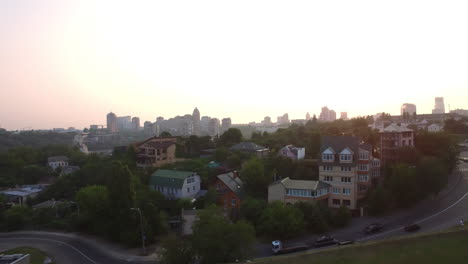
[[1, 0, 467, 130]]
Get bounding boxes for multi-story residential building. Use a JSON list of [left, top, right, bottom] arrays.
[[401, 103, 417, 116], [428, 123, 443, 132], [208, 118, 220, 137], [340, 112, 348, 120], [277, 113, 290, 125], [278, 145, 305, 160], [306, 112, 311, 120], [135, 137, 176, 167], [131, 117, 140, 131], [268, 177, 330, 205], [432, 97, 445, 114], [318, 136, 380, 210], [221, 118, 232, 135], [319, 107, 337, 122], [214, 171, 244, 209], [106, 112, 118, 133], [150, 170, 201, 199], [262, 116, 272, 125], [117, 116, 132, 131], [379, 123, 414, 165]]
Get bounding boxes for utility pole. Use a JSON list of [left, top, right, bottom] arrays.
[[131, 208, 146, 255]]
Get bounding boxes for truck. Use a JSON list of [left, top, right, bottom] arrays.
[[271, 240, 310, 255]]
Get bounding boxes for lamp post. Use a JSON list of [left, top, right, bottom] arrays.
[[131, 207, 146, 255]]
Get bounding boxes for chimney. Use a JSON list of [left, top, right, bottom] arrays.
[[232, 171, 239, 179]]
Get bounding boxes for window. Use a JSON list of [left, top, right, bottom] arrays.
[[359, 151, 369, 160], [332, 187, 341, 194], [332, 199, 341, 205], [187, 188, 190, 193], [323, 165, 333, 171], [342, 188, 351, 195], [287, 189, 311, 197], [358, 174, 369, 182], [340, 154, 352, 162], [358, 164, 369, 171], [341, 177, 351, 183], [342, 200, 351, 206], [324, 176, 333, 182], [232, 198, 237, 206], [322, 153, 334, 161], [341, 166, 351, 172]]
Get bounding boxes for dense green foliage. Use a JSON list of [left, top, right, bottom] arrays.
[[0, 130, 75, 153], [258, 201, 305, 239]]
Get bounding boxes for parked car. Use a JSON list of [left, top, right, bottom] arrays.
[[404, 223, 420, 232], [364, 223, 384, 234], [313, 235, 339, 248]]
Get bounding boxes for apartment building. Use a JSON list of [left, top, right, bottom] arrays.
[[379, 123, 414, 166], [318, 136, 380, 210]]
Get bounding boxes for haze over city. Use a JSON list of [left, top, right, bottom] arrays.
[[1, 0, 468, 130]]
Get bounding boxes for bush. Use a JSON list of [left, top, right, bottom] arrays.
[[332, 205, 352, 227]]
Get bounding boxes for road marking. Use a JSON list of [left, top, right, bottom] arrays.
[[8, 237, 98, 264], [360, 190, 468, 241]]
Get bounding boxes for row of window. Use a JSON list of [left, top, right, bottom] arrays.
[[332, 187, 351, 195], [323, 175, 369, 183], [322, 154, 353, 162], [286, 188, 329, 197], [323, 165, 353, 171], [332, 199, 351, 206], [187, 177, 196, 184]]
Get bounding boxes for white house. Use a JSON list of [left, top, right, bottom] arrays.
[[428, 123, 443, 133], [149, 170, 201, 199], [278, 145, 305, 160], [47, 156, 69, 170]]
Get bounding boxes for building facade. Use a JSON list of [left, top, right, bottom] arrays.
[[150, 170, 201, 199], [432, 97, 445, 114], [379, 123, 414, 165], [278, 145, 305, 160], [401, 103, 417, 116], [221, 118, 232, 135], [106, 112, 118, 133], [318, 136, 380, 210], [135, 137, 176, 167], [268, 177, 330, 205], [132, 117, 140, 131], [48, 156, 69, 170], [214, 172, 244, 209]]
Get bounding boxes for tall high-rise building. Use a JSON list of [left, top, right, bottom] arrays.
[[132, 117, 140, 131], [192, 107, 201, 136], [117, 116, 132, 131], [208, 118, 220, 137], [221, 118, 232, 134], [277, 113, 290, 125], [106, 112, 118, 133], [306, 112, 311, 120], [401, 103, 417, 116], [263, 116, 272, 125], [329, 110, 336, 121], [432, 97, 445, 114], [340, 112, 348, 120], [319, 106, 337, 122]]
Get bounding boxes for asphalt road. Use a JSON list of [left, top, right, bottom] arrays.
[[2, 151, 468, 263], [0, 232, 153, 264]]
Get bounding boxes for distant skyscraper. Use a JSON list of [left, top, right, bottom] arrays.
[[306, 112, 311, 120], [432, 97, 445, 114], [319, 107, 336, 122], [117, 116, 132, 131], [143, 121, 155, 136], [132, 117, 140, 130], [208, 118, 220, 137], [221, 118, 232, 134], [340, 112, 348, 120], [263, 116, 272, 125], [401, 103, 417, 116], [277, 113, 290, 125], [106, 112, 118, 133], [329, 110, 336, 121], [192, 107, 201, 136]]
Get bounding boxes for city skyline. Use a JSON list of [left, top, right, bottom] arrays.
[[1, 1, 468, 130]]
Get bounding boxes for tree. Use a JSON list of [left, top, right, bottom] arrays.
[[161, 235, 195, 264], [258, 201, 304, 239], [240, 197, 267, 227], [218, 128, 243, 147], [75, 185, 110, 234], [240, 158, 269, 198], [192, 206, 255, 264], [367, 187, 388, 216], [332, 205, 352, 227], [3, 206, 32, 231], [294, 202, 329, 233]]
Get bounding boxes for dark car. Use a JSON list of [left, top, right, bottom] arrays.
[[314, 235, 339, 248], [404, 223, 420, 232], [364, 223, 384, 234]]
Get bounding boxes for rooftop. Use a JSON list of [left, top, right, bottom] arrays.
[[149, 170, 196, 189], [381, 123, 414, 133], [47, 156, 69, 163], [229, 142, 268, 152], [277, 177, 330, 190], [217, 172, 244, 197]]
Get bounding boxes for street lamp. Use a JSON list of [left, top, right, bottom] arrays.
[[131, 207, 146, 255]]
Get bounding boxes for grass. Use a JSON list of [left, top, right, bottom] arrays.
[[253, 230, 468, 264], [1, 247, 55, 264]]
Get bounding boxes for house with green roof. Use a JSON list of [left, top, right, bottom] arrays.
[[150, 169, 201, 199]]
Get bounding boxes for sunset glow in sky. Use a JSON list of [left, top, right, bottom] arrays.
[[1, 0, 468, 130]]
